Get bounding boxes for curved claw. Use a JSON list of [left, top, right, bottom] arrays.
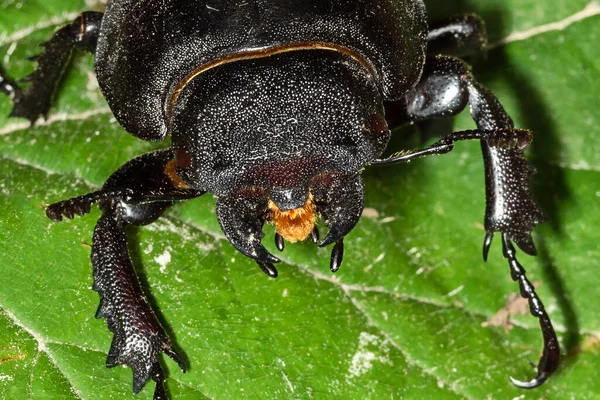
[[482, 231, 493, 261], [510, 372, 547, 389], [216, 195, 280, 264], [164, 348, 186, 373], [320, 224, 352, 248]]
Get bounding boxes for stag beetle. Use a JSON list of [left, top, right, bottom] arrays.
[[0, 0, 559, 398]]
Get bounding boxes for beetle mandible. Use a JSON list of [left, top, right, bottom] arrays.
[[0, 0, 559, 398]]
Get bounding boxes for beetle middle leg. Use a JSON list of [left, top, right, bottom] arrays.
[[379, 55, 559, 388], [0, 11, 103, 123], [47, 150, 203, 398]]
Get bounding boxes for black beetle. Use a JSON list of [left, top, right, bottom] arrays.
[[0, 1, 559, 398]]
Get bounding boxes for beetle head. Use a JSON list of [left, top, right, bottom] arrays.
[[171, 51, 388, 269]]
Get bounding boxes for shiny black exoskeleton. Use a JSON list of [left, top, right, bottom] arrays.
[[0, 1, 559, 398]]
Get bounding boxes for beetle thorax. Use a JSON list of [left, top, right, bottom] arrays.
[[170, 50, 387, 245], [171, 50, 388, 197]]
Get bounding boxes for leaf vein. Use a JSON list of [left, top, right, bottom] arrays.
[[490, 1, 600, 49], [1, 308, 85, 399], [0, 108, 111, 136]]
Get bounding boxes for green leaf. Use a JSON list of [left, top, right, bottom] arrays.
[[1, 1, 599, 399]]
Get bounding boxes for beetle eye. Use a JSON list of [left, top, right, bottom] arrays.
[[175, 148, 192, 169], [369, 113, 389, 137]]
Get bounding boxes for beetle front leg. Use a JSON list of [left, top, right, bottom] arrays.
[[382, 55, 558, 387], [93, 205, 183, 399], [47, 150, 203, 398], [0, 11, 103, 123]]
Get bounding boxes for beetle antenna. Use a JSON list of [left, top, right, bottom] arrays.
[[499, 233, 560, 389]]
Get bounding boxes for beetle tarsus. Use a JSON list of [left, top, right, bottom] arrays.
[[330, 240, 344, 272], [501, 233, 560, 387], [382, 53, 556, 387], [150, 362, 168, 400]]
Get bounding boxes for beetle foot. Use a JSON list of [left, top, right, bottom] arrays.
[[497, 233, 560, 387]]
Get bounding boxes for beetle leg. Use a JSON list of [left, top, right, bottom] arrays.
[[47, 150, 203, 399], [382, 55, 558, 386], [392, 55, 547, 252], [427, 14, 487, 57], [1, 12, 103, 123], [94, 207, 184, 398]]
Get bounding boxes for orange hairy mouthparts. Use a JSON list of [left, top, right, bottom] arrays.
[[268, 194, 317, 243]]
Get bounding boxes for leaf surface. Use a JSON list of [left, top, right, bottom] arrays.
[[1, 1, 599, 399]]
